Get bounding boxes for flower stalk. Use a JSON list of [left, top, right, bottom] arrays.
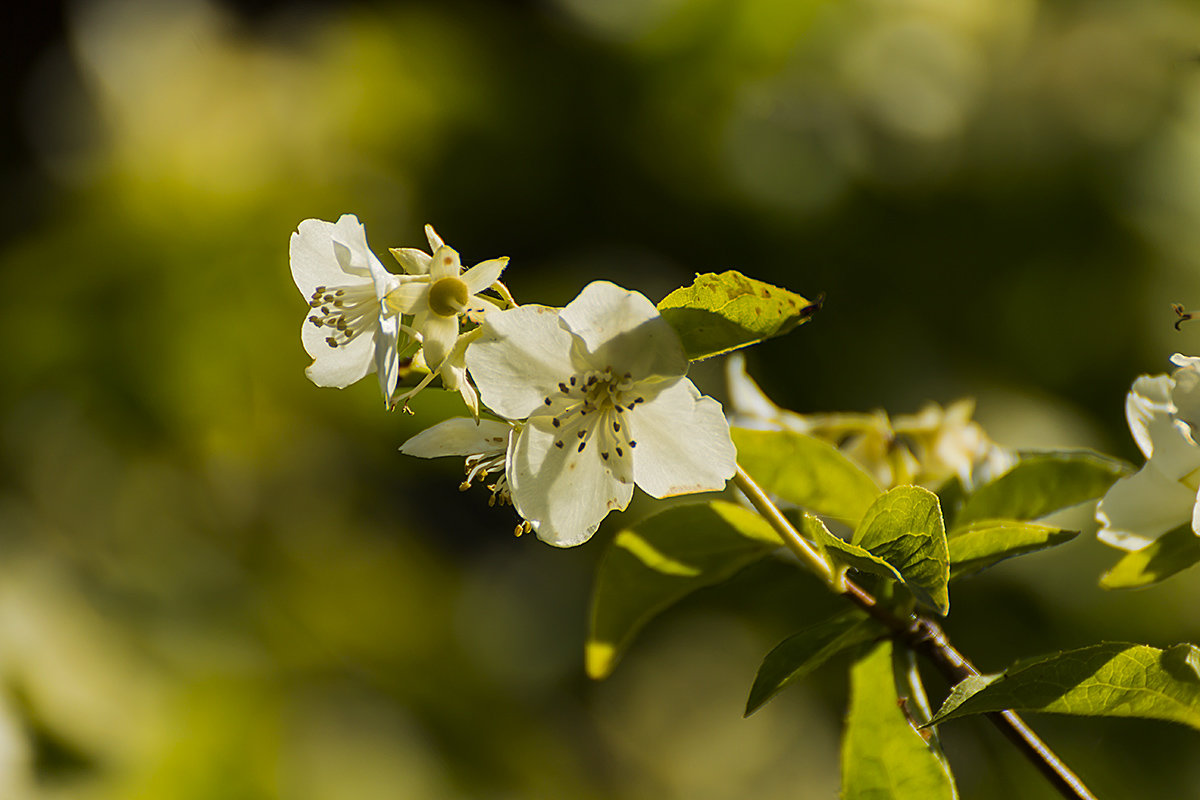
[[732, 463, 1098, 800]]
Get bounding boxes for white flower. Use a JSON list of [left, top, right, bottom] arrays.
[[893, 400, 1017, 491], [400, 417, 532, 534], [725, 354, 1013, 490], [465, 281, 737, 547], [386, 226, 508, 412], [290, 214, 406, 397], [1096, 353, 1200, 551]]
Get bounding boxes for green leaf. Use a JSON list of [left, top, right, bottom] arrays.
[[954, 451, 1131, 527], [586, 500, 781, 680], [948, 520, 1078, 580], [732, 427, 882, 524], [745, 612, 882, 716], [854, 486, 950, 615], [795, 513, 908, 586], [794, 507, 949, 615], [930, 643, 1200, 731], [1101, 524, 1200, 589], [842, 640, 958, 800], [657, 270, 819, 361]]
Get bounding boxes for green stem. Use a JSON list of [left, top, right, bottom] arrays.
[[731, 463, 1098, 800], [733, 465, 833, 583]]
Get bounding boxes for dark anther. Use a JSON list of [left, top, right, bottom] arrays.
[[1173, 302, 1196, 331]]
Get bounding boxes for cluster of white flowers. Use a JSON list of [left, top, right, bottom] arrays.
[[291, 215, 737, 546], [1096, 353, 1200, 551], [726, 354, 1014, 491], [290, 215, 508, 414]]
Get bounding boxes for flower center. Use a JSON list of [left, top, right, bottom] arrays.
[[541, 367, 643, 458], [307, 283, 382, 348], [428, 277, 469, 317]]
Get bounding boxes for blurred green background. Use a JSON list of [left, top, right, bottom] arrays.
[[3, 0, 1200, 797]]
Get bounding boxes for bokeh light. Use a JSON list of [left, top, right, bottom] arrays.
[[2, 0, 1200, 796]]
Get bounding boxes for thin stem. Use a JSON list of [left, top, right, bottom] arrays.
[[732, 463, 1097, 800], [733, 465, 833, 583]]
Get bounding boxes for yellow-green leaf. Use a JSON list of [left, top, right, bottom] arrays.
[[657, 270, 819, 361], [954, 451, 1130, 527], [586, 501, 781, 680], [732, 427, 881, 525], [796, 512, 905, 587], [853, 486, 950, 615], [930, 643, 1200, 731], [1100, 524, 1200, 589], [843, 640, 958, 800], [745, 611, 882, 716], [948, 520, 1078, 580]]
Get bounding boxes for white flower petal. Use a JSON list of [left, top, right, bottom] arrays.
[[1126, 374, 1175, 459], [1171, 356, 1200, 432], [300, 317, 375, 388], [1141, 415, 1200, 481], [461, 257, 508, 295], [510, 419, 633, 547], [384, 280, 430, 315], [328, 214, 380, 277], [1193, 484, 1200, 538], [726, 353, 785, 421], [439, 334, 481, 419], [375, 313, 402, 400], [401, 418, 511, 458], [366, 252, 400, 300], [420, 312, 460, 371], [970, 446, 1018, 490], [424, 224, 445, 252], [560, 281, 688, 381], [390, 247, 432, 275], [628, 378, 736, 498], [430, 246, 461, 281], [1096, 463, 1195, 551], [290, 217, 373, 296], [1170, 353, 1200, 370], [457, 369, 479, 419], [466, 305, 579, 419]]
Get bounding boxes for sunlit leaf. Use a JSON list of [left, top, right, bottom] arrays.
[[948, 520, 1078, 579], [586, 501, 781, 679], [930, 643, 1200, 731], [853, 486, 949, 615], [657, 270, 819, 361], [745, 611, 882, 716], [732, 427, 881, 524], [1101, 524, 1200, 589], [954, 451, 1131, 527], [795, 512, 905, 586], [842, 640, 958, 800]]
